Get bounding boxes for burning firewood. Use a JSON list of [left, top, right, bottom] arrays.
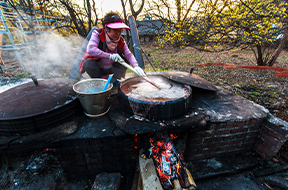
[[139, 149, 163, 190], [148, 132, 197, 190]]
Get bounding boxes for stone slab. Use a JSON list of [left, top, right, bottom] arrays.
[[191, 86, 269, 122], [62, 115, 117, 140], [91, 172, 121, 190], [187, 154, 259, 180]]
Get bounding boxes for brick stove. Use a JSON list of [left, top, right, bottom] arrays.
[[50, 85, 288, 183]]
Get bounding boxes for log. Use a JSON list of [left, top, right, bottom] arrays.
[[137, 172, 143, 190], [173, 179, 182, 190], [0, 120, 79, 153], [139, 149, 163, 190], [130, 171, 141, 190], [185, 167, 197, 190]]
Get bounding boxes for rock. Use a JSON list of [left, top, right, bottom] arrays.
[[267, 85, 278, 88], [91, 172, 121, 190], [263, 175, 288, 189]]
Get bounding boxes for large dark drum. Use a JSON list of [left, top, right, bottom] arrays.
[[118, 75, 192, 121], [0, 78, 83, 136]]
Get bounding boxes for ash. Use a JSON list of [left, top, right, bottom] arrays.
[[0, 151, 87, 190], [0, 78, 31, 93]]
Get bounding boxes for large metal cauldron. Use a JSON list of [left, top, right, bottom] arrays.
[[118, 75, 192, 121], [0, 78, 82, 136]]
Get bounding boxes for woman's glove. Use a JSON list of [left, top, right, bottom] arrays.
[[134, 66, 146, 77], [109, 54, 124, 62]]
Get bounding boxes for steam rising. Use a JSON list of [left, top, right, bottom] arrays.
[[21, 33, 84, 78]]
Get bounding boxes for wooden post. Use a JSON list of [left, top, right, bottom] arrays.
[[0, 33, 2, 57]]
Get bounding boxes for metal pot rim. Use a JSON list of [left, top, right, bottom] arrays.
[[73, 78, 113, 95]]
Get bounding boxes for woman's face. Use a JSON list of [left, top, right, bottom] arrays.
[[106, 27, 124, 41]]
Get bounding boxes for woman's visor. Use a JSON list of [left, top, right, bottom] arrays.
[[106, 22, 130, 30]]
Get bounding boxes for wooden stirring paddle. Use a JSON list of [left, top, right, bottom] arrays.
[[118, 60, 162, 89]]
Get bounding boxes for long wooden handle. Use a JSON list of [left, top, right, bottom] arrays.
[[142, 77, 162, 89], [118, 61, 161, 89], [118, 61, 139, 75]]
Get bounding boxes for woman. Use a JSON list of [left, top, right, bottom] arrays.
[[79, 12, 145, 82]]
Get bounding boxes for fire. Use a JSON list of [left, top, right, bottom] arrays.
[[134, 134, 139, 159], [134, 134, 138, 150], [170, 134, 177, 140], [149, 134, 184, 189], [45, 148, 55, 151]]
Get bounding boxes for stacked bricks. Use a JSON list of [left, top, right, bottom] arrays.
[[254, 114, 288, 159], [54, 135, 136, 181], [185, 119, 263, 161]]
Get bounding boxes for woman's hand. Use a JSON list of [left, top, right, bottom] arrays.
[[109, 54, 124, 62], [134, 66, 146, 77]]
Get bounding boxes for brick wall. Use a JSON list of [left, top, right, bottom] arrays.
[[254, 114, 288, 159], [54, 135, 136, 181], [185, 119, 263, 161]]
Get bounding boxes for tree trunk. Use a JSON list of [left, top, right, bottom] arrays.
[[267, 33, 288, 66], [59, 0, 87, 37], [256, 45, 264, 66], [86, 0, 92, 32], [129, 0, 145, 20], [183, 0, 196, 22], [121, 0, 130, 44], [176, 0, 181, 22]]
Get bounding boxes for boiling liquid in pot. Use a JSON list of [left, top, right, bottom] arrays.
[[124, 76, 189, 102]]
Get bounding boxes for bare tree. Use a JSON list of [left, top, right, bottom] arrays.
[[6, 0, 100, 37], [129, 0, 145, 20], [175, 0, 181, 22], [50, 0, 99, 37], [6, 0, 37, 37], [120, 0, 145, 20], [120, 0, 145, 47]]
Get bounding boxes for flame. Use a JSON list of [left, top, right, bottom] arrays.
[[170, 134, 177, 140], [134, 134, 139, 159], [45, 148, 55, 151], [134, 134, 138, 150], [150, 134, 184, 188]]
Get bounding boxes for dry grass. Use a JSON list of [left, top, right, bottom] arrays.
[[141, 44, 288, 72]]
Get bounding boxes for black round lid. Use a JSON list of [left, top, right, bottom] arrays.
[[161, 71, 218, 91], [0, 78, 78, 119]]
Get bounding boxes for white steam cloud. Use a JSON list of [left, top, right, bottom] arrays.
[[21, 33, 84, 78]]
